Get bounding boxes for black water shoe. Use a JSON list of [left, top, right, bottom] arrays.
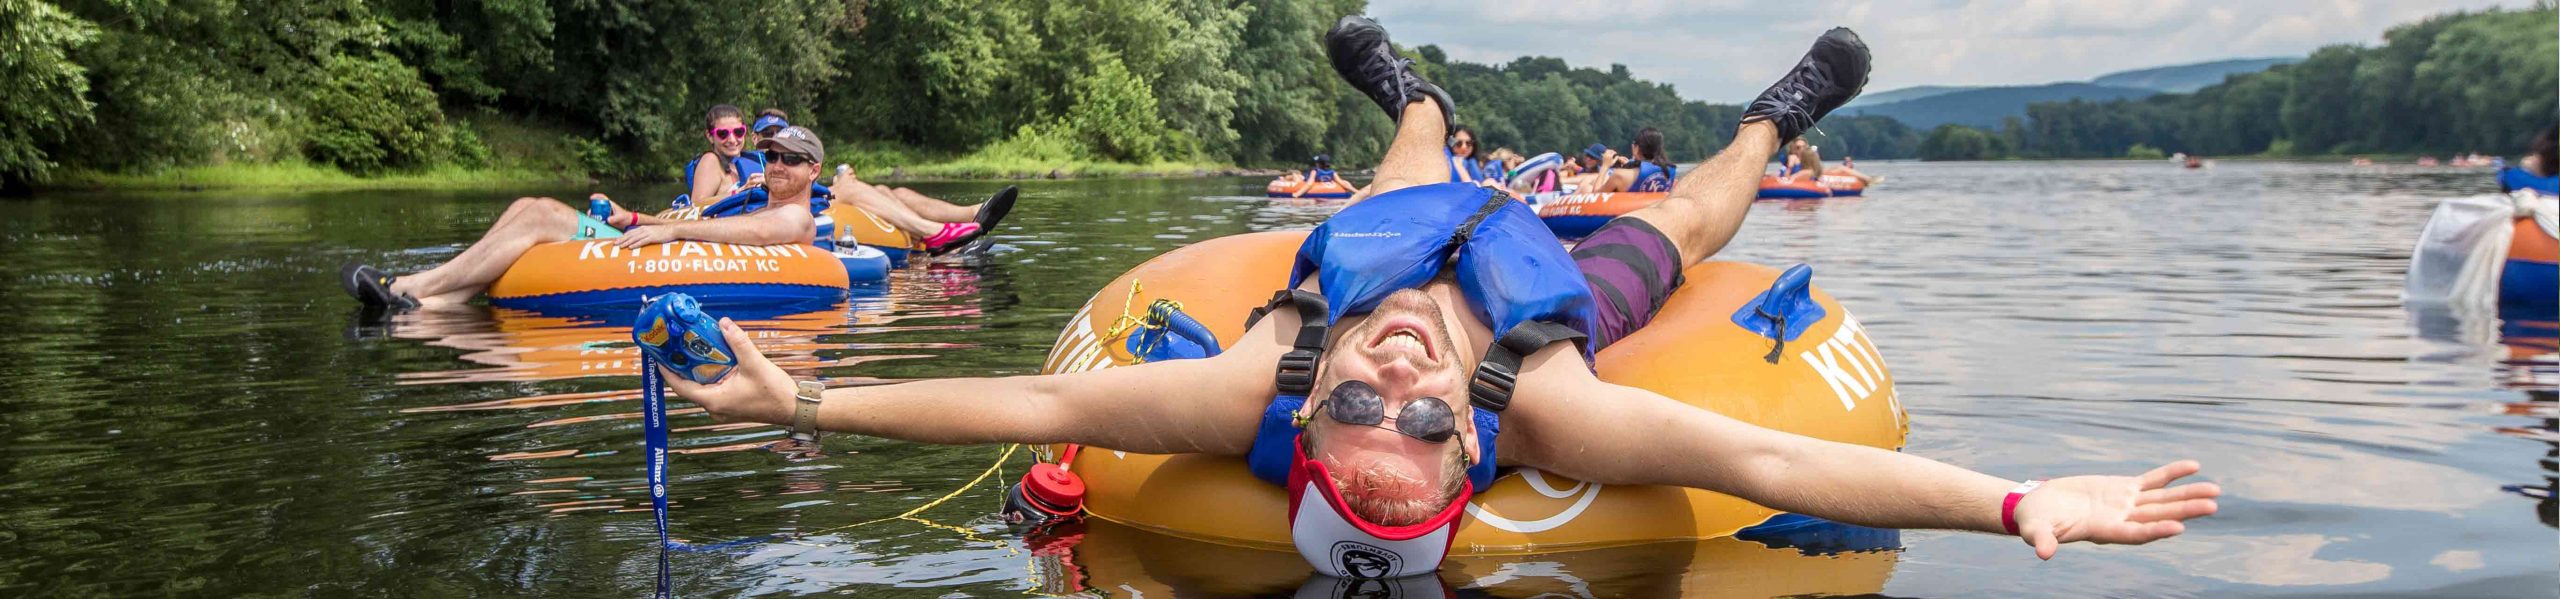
[[974, 186, 1018, 234], [1326, 16, 1455, 133], [927, 186, 1020, 257], [339, 262, 420, 309], [1743, 27, 1871, 142]]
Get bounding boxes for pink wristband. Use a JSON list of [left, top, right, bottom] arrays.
[[2001, 479, 2045, 536]]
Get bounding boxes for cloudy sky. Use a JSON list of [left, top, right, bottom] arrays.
[[1369, 0, 2536, 103]]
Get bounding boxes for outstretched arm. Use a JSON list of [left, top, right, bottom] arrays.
[[667, 313, 1289, 455], [612, 202, 814, 249], [1502, 345, 2219, 559]]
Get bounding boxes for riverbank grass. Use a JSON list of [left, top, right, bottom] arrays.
[[45, 162, 585, 192]]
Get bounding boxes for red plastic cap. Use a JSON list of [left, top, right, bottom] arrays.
[[1023, 462, 1086, 511]]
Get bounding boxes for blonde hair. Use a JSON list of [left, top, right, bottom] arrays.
[[1304, 420, 1472, 526]]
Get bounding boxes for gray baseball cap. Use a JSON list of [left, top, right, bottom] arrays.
[[756, 126, 825, 164]]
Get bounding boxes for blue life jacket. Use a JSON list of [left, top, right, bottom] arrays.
[[1313, 168, 1338, 183], [677, 153, 767, 209], [1632, 162, 1675, 192], [697, 183, 837, 251], [2499, 166, 2557, 196], [1244, 182, 1595, 492], [1447, 152, 1480, 183]]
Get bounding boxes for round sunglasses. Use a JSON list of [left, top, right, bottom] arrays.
[[1314, 379, 1458, 444]]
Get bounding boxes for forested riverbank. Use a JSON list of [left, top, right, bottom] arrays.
[[1917, 5, 2556, 161], [3, 0, 1846, 192], [5, 2, 2546, 191]]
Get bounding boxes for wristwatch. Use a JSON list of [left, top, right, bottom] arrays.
[[789, 380, 826, 444]]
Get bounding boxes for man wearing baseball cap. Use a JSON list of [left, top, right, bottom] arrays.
[[751, 109, 792, 137], [337, 126, 839, 310]]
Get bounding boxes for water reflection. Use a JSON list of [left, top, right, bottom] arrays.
[[1015, 517, 1900, 598], [2408, 299, 2559, 528], [381, 265, 995, 386], [6, 167, 2559, 596]]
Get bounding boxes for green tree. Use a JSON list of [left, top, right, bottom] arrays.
[[1062, 56, 1171, 162], [301, 52, 456, 172], [830, 0, 1035, 151], [1231, 1, 1353, 164], [2003, 6, 2555, 159], [2279, 46, 2361, 154], [2412, 8, 2560, 153], [0, 0, 99, 185], [1919, 124, 2008, 161]]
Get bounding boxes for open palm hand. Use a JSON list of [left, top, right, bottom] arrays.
[[2012, 460, 2222, 559]]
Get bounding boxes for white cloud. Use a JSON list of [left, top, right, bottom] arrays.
[[2152, 534, 2394, 586], [1366, 0, 2538, 103]]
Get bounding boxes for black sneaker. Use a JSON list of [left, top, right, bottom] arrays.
[[338, 262, 420, 309], [1742, 27, 1871, 142], [974, 186, 1019, 233], [1325, 15, 1455, 133]]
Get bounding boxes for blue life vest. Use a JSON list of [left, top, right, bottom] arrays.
[[2499, 166, 2557, 196], [677, 153, 767, 209], [1447, 152, 1480, 183], [1632, 162, 1675, 192], [697, 183, 837, 251], [1313, 168, 1338, 183], [1244, 182, 1596, 492]]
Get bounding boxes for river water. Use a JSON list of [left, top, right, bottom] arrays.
[[0, 161, 2550, 597]]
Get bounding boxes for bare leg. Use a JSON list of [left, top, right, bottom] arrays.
[[392, 197, 580, 306], [1359, 96, 1456, 199], [1621, 122, 1780, 264], [837, 184, 945, 237], [886, 187, 980, 222]]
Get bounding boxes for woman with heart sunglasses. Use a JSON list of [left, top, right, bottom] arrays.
[[681, 104, 767, 209]]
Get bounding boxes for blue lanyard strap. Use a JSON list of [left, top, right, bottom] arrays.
[[643, 353, 678, 597]]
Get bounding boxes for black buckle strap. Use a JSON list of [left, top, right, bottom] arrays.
[[1436, 190, 1516, 270], [1468, 321, 1585, 413], [1251, 289, 1329, 396]]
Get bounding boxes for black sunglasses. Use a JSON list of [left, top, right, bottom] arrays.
[[1317, 380, 1458, 444], [765, 151, 816, 167]]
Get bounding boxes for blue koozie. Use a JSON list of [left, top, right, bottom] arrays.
[[633, 293, 737, 385]]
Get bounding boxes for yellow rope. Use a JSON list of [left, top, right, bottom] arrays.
[[786, 443, 1021, 546], [1095, 281, 1153, 344], [1095, 280, 1187, 362]]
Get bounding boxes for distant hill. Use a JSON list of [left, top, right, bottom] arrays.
[[1849, 85, 1983, 107], [1843, 83, 2159, 130], [2091, 57, 2300, 93], [1839, 57, 2299, 130]]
